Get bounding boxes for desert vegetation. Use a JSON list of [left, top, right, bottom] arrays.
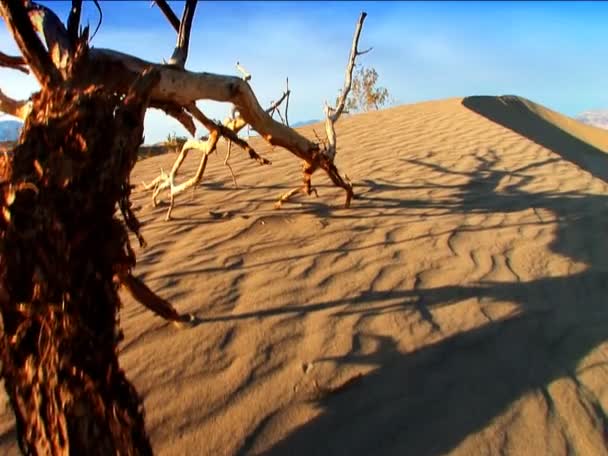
[[339, 65, 391, 113]]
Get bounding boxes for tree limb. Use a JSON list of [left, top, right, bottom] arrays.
[[9, 3, 318, 162], [0, 51, 29, 74], [152, 0, 180, 33], [0, 0, 62, 88], [143, 89, 292, 217], [329, 11, 368, 121], [323, 11, 368, 161], [66, 0, 82, 45], [285, 77, 290, 127], [121, 273, 194, 325], [168, 0, 197, 68], [17, 2, 358, 210], [146, 103, 271, 220]]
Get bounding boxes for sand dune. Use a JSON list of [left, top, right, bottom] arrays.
[[1, 96, 607, 455]]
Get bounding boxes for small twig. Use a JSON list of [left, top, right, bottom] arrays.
[[90, 0, 103, 42], [285, 77, 290, 127], [357, 46, 373, 56], [236, 61, 251, 81], [276, 108, 285, 125], [224, 141, 238, 187]]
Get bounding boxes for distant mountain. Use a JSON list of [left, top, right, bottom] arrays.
[[575, 110, 608, 130], [0, 120, 22, 142], [291, 119, 320, 128]]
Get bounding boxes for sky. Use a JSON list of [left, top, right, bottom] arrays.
[[2, 1, 608, 144]]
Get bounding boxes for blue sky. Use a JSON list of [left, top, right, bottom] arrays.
[[2, 1, 608, 144]]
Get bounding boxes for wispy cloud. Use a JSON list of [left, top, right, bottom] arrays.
[[3, 1, 608, 142]]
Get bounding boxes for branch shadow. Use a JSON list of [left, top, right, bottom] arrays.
[[230, 144, 608, 454]]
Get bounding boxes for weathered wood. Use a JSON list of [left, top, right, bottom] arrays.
[[324, 11, 368, 161], [0, 0, 62, 87], [169, 0, 197, 68], [10, 2, 359, 210]]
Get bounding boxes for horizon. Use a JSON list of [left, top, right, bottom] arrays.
[[2, 1, 608, 144]]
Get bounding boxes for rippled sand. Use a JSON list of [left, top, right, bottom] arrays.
[[1, 96, 607, 455]]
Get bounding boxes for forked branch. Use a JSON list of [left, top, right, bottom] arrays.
[[169, 0, 197, 68], [323, 11, 368, 161], [8, 1, 363, 213], [143, 102, 272, 220], [0, 0, 62, 88]]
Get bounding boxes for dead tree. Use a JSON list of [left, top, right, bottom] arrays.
[[143, 75, 290, 220], [0, 1, 193, 453], [0, 0, 368, 451], [136, 4, 366, 216]]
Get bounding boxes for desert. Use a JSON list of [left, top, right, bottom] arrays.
[[2, 94, 607, 455]]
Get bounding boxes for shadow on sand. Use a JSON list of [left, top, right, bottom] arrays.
[[233, 101, 608, 455]]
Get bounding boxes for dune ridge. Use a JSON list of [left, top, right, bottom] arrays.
[[0, 96, 607, 455]]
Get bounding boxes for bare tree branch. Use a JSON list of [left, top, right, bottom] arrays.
[[276, 12, 368, 207], [168, 0, 197, 68], [66, 0, 82, 45], [152, 0, 180, 32], [144, 103, 271, 220], [0, 0, 62, 88], [330, 12, 368, 120], [358, 46, 373, 55], [0, 51, 29, 74], [322, 11, 368, 162], [121, 273, 194, 325], [19, 2, 358, 210], [26, 1, 73, 77], [144, 92, 289, 218], [285, 77, 290, 127], [90, 0, 103, 42]]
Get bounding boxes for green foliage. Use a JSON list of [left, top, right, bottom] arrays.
[[337, 66, 390, 113], [164, 132, 188, 148]]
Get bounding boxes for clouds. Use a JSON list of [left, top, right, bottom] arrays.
[[2, 1, 608, 142]]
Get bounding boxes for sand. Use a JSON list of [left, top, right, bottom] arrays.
[[1, 96, 607, 455]]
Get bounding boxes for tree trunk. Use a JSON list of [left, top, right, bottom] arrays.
[[0, 64, 159, 454]]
